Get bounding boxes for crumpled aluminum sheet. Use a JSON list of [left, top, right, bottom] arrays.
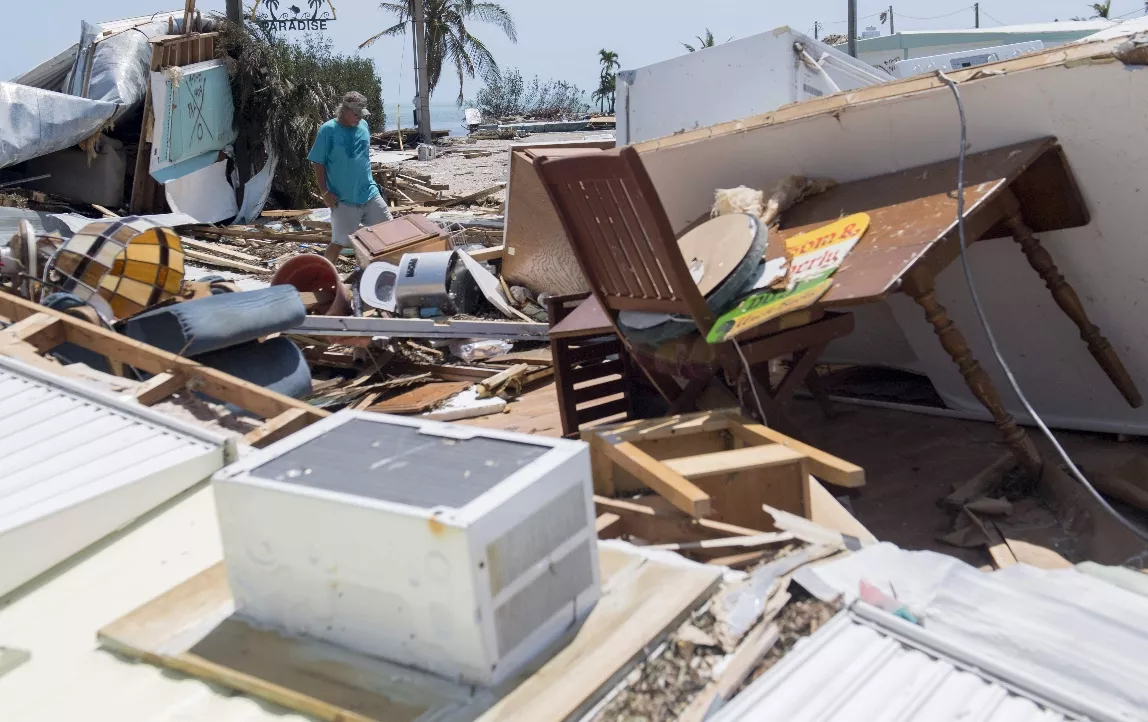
[[83, 21, 164, 120], [0, 81, 117, 169]]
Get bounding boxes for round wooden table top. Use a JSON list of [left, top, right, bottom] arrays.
[[676, 213, 758, 297]]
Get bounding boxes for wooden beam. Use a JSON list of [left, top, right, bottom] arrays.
[[662, 445, 805, 480], [0, 313, 65, 352], [727, 421, 866, 488], [133, 372, 186, 406], [595, 411, 733, 444], [184, 249, 270, 275], [179, 237, 262, 262], [464, 245, 504, 263], [0, 290, 328, 425], [595, 512, 623, 539], [600, 441, 711, 517], [244, 408, 312, 448], [593, 496, 763, 544]]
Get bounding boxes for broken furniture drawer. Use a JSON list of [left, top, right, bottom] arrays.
[[212, 410, 599, 687]]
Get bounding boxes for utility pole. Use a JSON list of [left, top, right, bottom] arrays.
[[847, 0, 858, 57], [412, 0, 433, 145], [888, 5, 895, 34], [974, 2, 980, 28], [226, 0, 241, 24], [813, 21, 821, 39]]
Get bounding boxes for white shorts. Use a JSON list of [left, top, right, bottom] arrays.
[[330, 194, 393, 247]]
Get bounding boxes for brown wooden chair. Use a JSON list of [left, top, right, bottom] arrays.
[[535, 146, 854, 433]]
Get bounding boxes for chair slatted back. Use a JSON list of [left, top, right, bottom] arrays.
[[535, 146, 716, 332]]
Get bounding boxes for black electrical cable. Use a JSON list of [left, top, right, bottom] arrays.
[[935, 68, 1148, 546]]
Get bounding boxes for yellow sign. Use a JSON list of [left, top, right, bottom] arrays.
[[784, 212, 870, 257]]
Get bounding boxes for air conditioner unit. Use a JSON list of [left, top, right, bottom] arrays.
[[212, 411, 599, 686]]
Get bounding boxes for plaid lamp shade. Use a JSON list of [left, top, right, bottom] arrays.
[[49, 217, 185, 319]]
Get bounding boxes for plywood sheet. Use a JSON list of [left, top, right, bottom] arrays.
[[502, 150, 601, 296], [98, 545, 721, 722]]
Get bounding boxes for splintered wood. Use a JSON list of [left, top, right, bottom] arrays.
[[584, 410, 865, 530], [585, 411, 872, 565]]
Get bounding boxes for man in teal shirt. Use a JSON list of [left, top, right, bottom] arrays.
[[308, 91, 392, 264]]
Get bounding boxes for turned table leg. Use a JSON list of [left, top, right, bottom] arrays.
[[1005, 212, 1142, 408], [903, 271, 1043, 476]]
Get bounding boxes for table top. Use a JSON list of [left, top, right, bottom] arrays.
[[770, 137, 1088, 307]]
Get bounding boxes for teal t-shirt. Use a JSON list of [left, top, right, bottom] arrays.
[[306, 118, 380, 205]]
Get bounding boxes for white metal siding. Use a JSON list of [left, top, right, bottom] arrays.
[[0, 357, 231, 596], [713, 612, 1071, 722]]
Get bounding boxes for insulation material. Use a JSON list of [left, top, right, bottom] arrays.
[[712, 186, 764, 219], [47, 217, 185, 319], [165, 160, 239, 224], [149, 59, 237, 184]]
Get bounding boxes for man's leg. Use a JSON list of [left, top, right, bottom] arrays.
[[363, 194, 394, 225], [326, 202, 359, 264]]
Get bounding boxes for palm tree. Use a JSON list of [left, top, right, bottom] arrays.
[[361, 0, 517, 105], [1072, 1, 1112, 19], [682, 28, 730, 52], [596, 49, 619, 114]]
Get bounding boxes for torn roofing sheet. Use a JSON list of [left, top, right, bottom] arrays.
[[793, 544, 1148, 721], [0, 82, 117, 169], [711, 609, 1074, 722]]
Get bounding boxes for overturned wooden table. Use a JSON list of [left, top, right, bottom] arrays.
[[774, 137, 1140, 476]]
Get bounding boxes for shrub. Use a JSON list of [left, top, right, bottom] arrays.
[[219, 24, 385, 209], [469, 67, 589, 122]]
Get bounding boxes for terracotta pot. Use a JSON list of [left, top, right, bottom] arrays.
[[271, 254, 351, 316]]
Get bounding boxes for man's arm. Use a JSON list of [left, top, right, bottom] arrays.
[[312, 162, 337, 209]]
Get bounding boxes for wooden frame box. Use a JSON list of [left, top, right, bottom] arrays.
[[584, 410, 864, 532]]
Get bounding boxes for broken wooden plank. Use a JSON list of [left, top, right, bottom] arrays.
[[600, 440, 712, 518], [595, 512, 623, 538], [646, 532, 794, 552], [428, 183, 505, 210], [0, 313, 65, 351], [476, 363, 530, 399], [662, 445, 806, 480], [726, 419, 865, 488], [179, 237, 262, 262], [133, 372, 186, 405], [593, 496, 761, 544], [365, 381, 470, 414], [184, 249, 270, 275], [185, 225, 329, 243], [243, 408, 313, 448], [944, 454, 1014, 508], [0, 290, 328, 425]]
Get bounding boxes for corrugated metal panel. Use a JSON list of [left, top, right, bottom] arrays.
[[0, 356, 233, 596], [0, 487, 311, 722], [713, 611, 1072, 722]]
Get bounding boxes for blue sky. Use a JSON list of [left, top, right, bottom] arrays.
[[7, 0, 1144, 107]]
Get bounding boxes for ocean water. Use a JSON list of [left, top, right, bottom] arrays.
[[383, 101, 469, 136]]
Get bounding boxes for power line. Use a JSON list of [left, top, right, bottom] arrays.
[[979, 8, 1007, 26], [894, 4, 976, 21]]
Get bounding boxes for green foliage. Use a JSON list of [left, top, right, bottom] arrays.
[[362, 0, 517, 105], [593, 49, 619, 114], [468, 67, 589, 121], [220, 24, 385, 208]]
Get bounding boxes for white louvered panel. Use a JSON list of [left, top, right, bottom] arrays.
[[0, 358, 234, 597], [4, 423, 171, 489]]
